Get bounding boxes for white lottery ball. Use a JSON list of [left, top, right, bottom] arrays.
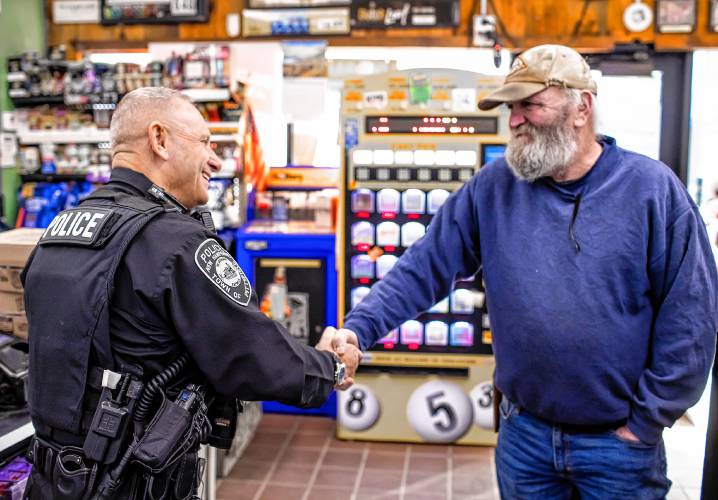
[[407, 380, 473, 443], [338, 384, 380, 432], [470, 381, 495, 430]]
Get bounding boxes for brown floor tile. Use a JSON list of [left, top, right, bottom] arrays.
[[288, 432, 329, 449], [322, 450, 365, 468], [452, 445, 494, 457], [453, 454, 494, 472], [409, 443, 451, 456], [268, 462, 315, 486], [358, 470, 403, 492], [307, 486, 354, 500], [452, 473, 496, 495], [216, 478, 262, 499], [296, 415, 336, 432], [405, 471, 448, 495], [256, 413, 297, 430], [258, 484, 306, 500], [239, 445, 282, 463], [227, 461, 273, 481], [407, 455, 448, 473], [365, 451, 406, 471], [368, 442, 409, 454], [279, 447, 323, 465], [313, 467, 360, 489], [356, 493, 400, 500], [249, 431, 287, 448], [329, 438, 370, 451]]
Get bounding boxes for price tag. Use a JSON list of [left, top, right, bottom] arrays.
[[407, 380, 473, 443], [470, 381, 494, 430], [338, 384, 381, 431]]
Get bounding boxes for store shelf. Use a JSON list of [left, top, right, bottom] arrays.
[[6, 72, 27, 82], [211, 133, 241, 143], [0, 420, 32, 456], [18, 128, 111, 145], [21, 173, 89, 183], [206, 121, 239, 131], [10, 96, 65, 108], [181, 88, 230, 102]]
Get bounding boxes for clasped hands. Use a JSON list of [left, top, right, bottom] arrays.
[[315, 326, 362, 391]]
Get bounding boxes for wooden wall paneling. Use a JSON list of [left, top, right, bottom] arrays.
[[44, 0, 718, 53], [179, 0, 243, 40]]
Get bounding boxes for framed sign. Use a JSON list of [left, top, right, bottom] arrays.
[[53, 0, 101, 24], [243, 8, 350, 36], [248, 0, 349, 7], [711, 0, 718, 32], [655, 0, 696, 33], [351, 0, 459, 29], [100, 0, 209, 25]]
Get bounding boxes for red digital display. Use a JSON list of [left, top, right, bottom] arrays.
[[366, 115, 498, 135]]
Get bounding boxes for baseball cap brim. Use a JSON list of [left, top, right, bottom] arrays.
[[478, 81, 548, 110]]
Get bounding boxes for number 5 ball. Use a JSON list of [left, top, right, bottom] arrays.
[[338, 384, 381, 431], [407, 380, 473, 443]]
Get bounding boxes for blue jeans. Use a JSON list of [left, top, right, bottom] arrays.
[[495, 399, 671, 500]]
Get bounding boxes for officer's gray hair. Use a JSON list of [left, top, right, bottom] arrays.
[[110, 87, 192, 150]]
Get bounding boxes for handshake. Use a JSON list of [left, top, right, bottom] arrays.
[[315, 326, 362, 391]]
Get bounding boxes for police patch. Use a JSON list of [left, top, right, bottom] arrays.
[[195, 238, 252, 306], [39, 208, 113, 246]]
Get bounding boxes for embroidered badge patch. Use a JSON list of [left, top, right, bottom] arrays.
[[195, 238, 252, 306], [39, 208, 113, 246]]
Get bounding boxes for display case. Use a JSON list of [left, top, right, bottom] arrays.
[[338, 68, 508, 445]]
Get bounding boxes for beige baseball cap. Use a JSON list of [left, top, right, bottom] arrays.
[[478, 44, 597, 111]]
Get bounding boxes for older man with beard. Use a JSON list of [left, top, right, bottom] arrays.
[[328, 45, 718, 499]]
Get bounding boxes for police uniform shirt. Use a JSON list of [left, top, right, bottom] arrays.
[[107, 167, 336, 407]]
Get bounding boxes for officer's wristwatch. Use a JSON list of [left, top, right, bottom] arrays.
[[332, 355, 347, 386]]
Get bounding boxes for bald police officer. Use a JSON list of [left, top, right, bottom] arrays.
[[22, 87, 362, 499]]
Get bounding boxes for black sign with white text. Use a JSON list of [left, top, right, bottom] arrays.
[[351, 0, 459, 29]]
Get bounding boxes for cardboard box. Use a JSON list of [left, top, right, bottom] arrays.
[[0, 292, 24, 314], [0, 229, 43, 267], [0, 314, 28, 340], [0, 267, 23, 293]]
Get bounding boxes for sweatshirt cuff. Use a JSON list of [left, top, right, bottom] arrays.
[[343, 319, 370, 351], [627, 412, 664, 445]]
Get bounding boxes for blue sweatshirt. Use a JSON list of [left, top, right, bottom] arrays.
[[344, 137, 718, 444]]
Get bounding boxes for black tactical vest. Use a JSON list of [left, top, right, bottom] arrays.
[[23, 188, 173, 435]]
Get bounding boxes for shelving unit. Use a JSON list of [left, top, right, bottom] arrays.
[[17, 128, 111, 145], [182, 88, 231, 102]]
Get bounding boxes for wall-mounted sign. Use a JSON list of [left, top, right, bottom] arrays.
[[655, 0, 696, 33], [711, 0, 718, 32], [351, 0, 459, 29], [100, 0, 209, 25], [248, 0, 349, 7], [243, 8, 350, 36], [53, 0, 101, 24]]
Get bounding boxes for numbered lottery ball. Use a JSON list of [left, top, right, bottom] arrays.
[[407, 380, 473, 443], [338, 384, 380, 432], [470, 381, 495, 430]]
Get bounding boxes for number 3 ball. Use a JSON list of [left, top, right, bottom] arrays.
[[338, 384, 381, 431], [407, 380, 473, 443]]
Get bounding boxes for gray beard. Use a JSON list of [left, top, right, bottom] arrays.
[[505, 119, 578, 183]]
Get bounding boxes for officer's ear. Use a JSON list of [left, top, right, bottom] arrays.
[[148, 121, 170, 161]]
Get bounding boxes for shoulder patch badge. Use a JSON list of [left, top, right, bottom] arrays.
[[195, 238, 252, 306], [39, 207, 113, 246]]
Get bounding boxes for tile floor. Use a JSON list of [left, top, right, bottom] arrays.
[[217, 413, 705, 500]]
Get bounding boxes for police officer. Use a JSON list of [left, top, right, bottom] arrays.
[[21, 87, 362, 499]]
